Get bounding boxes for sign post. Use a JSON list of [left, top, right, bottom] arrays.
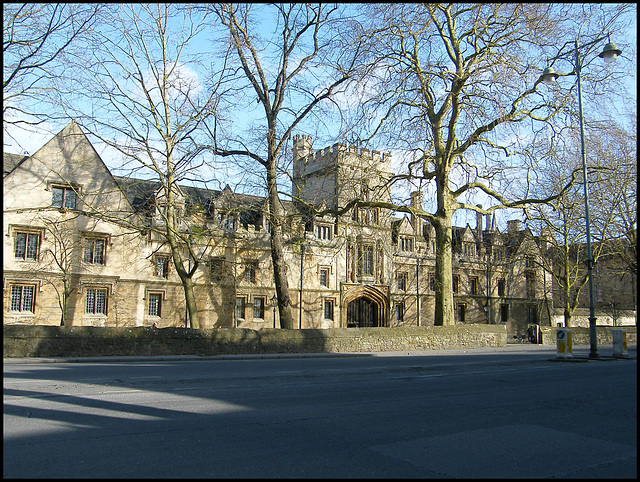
[[556, 329, 573, 359]]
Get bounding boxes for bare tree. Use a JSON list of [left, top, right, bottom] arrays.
[[589, 117, 637, 277], [344, 3, 633, 326], [205, 4, 368, 328], [3, 4, 100, 141], [37, 214, 77, 326], [58, 4, 225, 329], [525, 156, 599, 327], [524, 113, 636, 326]]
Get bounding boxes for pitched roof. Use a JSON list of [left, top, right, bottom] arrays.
[[113, 176, 271, 215], [3, 152, 27, 176]]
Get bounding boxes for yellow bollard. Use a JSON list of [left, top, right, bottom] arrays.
[[556, 329, 573, 359], [612, 329, 629, 358]]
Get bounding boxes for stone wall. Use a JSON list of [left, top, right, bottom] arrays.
[[551, 310, 637, 328], [3, 324, 506, 358], [539, 326, 637, 346]]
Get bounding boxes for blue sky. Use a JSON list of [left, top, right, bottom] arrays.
[[4, 4, 636, 232]]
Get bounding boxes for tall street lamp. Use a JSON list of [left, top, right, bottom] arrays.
[[271, 293, 278, 329], [540, 35, 622, 359]]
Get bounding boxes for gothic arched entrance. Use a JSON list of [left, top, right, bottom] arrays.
[[342, 286, 388, 327], [347, 297, 377, 327]]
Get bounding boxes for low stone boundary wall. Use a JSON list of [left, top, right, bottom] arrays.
[[539, 326, 637, 347], [3, 324, 507, 358]]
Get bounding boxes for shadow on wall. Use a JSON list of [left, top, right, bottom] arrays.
[[2, 325, 328, 358], [2, 324, 511, 358]]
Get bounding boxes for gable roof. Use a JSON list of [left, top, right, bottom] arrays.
[[3, 152, 27, 177], [5, 120, 138, 214], [503, 226, 540, 256]]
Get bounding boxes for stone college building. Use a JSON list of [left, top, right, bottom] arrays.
[[5, 121, 564, 335]]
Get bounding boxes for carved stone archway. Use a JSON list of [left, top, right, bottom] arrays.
[[342, 285, 389, 327]]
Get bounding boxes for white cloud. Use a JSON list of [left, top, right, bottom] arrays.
[[130, 61, 204, 109], [3, 116, 60, 156]]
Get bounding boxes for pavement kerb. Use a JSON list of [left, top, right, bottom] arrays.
[[3, 343, 635, 364], [2, 343, 553, 364]]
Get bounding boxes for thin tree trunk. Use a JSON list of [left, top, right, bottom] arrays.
[[166, 210, 200, 329], [267, 160, 294, 329], [564, 306, 572, 327], [180, 274, 200, 329]]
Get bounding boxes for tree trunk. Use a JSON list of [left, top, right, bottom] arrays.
[[434, 214, 455, 326], [562, 272, 573, 327], [168, 251, 200, 329], [563, 306, 572, 328], [180, 274, 200, 329], [166, 219, 200, 329], [60, 284, 68, 326], [59, 278, 72, 326], [267, 161, 294, 329], [271, 226, 294, 329]]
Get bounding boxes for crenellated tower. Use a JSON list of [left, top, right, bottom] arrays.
[[291, 134, 392, 211]]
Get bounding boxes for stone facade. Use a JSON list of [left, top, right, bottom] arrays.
[[5, 121, 573, 334]]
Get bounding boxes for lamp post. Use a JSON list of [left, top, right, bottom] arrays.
[[271, 293, 278, 329], [540, 35, 622, 359], [393, 252, 426, 327]]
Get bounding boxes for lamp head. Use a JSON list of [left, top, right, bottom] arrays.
[[598, 42, 622, 63], [540, 66, 559, 86]]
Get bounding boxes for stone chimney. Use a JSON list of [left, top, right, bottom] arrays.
[[476, 205, 483, 241], [485, 213, 492, 232], [540, 226, 553, 249], [507, 219, 521, 234], [292, 134, 313, 200], [410, 191, 422, 229]]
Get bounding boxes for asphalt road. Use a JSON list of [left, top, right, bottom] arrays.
[[4, 345, 637, 478]]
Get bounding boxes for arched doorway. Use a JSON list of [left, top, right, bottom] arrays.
[[347, 297, 378, 327], [342, 286, 388, 327]]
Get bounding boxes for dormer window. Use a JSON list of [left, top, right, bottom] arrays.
[[218, 213, 235, 230], [399, 236, 413, 252], [463, 242, 476, 257], [204, 199, 215, 217], [155, 204, 167, 217], [51, 185, 77, 209], [155, 255, 170, 278], [361, 208, 378, 225], [316, 224, 332, 240]]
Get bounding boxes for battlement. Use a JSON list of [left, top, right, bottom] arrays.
[[303, 142, 391, 165], [292, 134, 314, 161], [293, 132, 392, 166], [292, 135, 394, 208], [293, 134, 313, 147]]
